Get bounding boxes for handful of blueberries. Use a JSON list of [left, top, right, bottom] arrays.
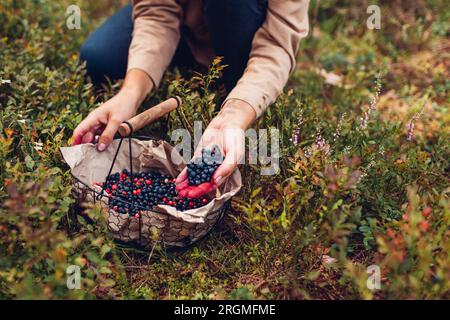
[[187, 146, 222, 186], [97, 169, 209, 218]]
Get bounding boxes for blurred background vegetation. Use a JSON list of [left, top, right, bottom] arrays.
[[0, 0, 449, 299]]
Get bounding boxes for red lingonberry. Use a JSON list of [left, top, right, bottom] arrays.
[[386, 228, 395, 238], [421, 207, 432, 218], [418, 220, 430, 232]]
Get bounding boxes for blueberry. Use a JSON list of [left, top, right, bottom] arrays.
[[186, 147, 223, 186], [101, 168, 212, 213]]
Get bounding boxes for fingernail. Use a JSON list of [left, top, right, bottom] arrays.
[[215, 176, 222, 185], [97, 143, 106, 152]]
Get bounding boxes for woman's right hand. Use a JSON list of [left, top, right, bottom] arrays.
[[71, 69, 153, 151], [71, 91, 138, 151]]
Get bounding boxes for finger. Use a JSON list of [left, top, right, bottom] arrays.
[[81, 123, 103, 144], [212, 148, 238, 186], [175, 179, 189, 191], [95, 124, 106, 135], [72, 116, 98, 146], [178, 186, 195, 198], [97, 119, 120, 151], [81, 131, 95, 144], [212, 163, 235, 186], [186, 182, 215, 198], [93, 125, 105, 144], [72, 125, 88, 146], [175, 168, 188, 185], [213, 127, 244, 185]]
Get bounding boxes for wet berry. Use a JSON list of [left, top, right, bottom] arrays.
[[187, 146, 222, 186], [97, 169, 211, 216]]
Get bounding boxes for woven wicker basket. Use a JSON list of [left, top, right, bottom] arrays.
[[62, 97, 241, 249], [72, 167, 230, 248]]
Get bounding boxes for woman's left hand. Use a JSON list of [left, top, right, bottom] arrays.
[[175, 99, 256, 198]]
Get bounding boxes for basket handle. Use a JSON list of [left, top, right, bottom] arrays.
[[118, 96, 181, 137]]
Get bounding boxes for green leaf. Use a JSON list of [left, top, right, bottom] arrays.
[[25, 155, 35, 170]]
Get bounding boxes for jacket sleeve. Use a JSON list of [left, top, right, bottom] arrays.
[[127, 0, 183, 87], [224, 0, 310, 118]]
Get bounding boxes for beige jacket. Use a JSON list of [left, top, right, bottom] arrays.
[[127, 0, 310, 118]]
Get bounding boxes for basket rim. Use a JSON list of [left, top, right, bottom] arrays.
[[69, 135, 230, 214], [72, 173, 228, 214]]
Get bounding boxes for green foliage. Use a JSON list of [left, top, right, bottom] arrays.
[[0, 0, 126, 299], [168, 56, 226, 135], [0, 0, 449, 299]]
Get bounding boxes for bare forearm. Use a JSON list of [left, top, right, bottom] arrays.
[[120, 69, 154, 111], [216, 99, 257, 130]]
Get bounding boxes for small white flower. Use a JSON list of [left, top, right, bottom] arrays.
[[34, 142, 44, 151], [322, 255, 337, 265]]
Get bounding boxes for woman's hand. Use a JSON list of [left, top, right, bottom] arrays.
[[71, 91, 138, 150], [175, 99, 256, 198], [72, 69, 153, 151]]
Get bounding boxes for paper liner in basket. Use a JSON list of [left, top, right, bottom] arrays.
[[60, 139, 241, 247]]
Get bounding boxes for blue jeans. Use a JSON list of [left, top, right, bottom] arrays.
[[80, 0, 268, 90]]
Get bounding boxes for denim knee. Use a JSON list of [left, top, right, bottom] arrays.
[[79, 5, 132, 85], [79, 41, 98, 70], [80, 40, 109, 85]]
